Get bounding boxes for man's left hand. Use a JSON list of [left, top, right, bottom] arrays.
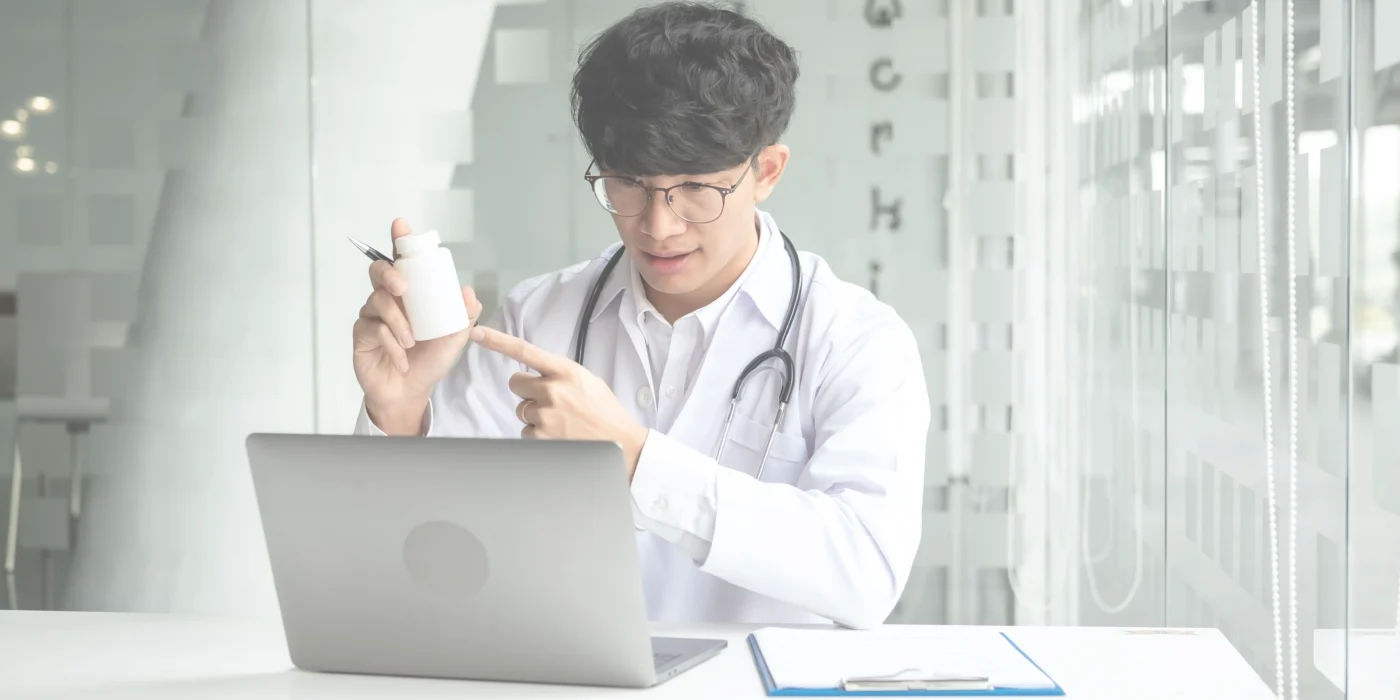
[[471, 325, 649, 480]]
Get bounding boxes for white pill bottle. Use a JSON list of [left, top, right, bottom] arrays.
[[393, 229, 471, 341]]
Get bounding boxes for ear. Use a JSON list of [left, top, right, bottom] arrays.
[[752, 144, 790, 203]]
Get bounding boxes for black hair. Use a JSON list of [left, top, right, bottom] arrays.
[[570, 1, 799, 177]]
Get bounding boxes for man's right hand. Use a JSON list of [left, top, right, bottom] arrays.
[[353, 218, 483, 435]]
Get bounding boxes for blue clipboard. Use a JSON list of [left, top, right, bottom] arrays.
[[747, 632, 1066, 697]]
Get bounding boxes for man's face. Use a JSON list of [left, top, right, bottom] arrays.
[[605, 159, 759, 298]]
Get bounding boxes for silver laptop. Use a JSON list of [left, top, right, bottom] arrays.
[[245, 433, 727, 688]]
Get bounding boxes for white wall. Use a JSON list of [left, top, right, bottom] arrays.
[[310, 0, 497, 435], [54, 0, 500, 616], [64, 0, 315, 616]]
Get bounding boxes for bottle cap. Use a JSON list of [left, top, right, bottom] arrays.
[[394, 229, 442, 258]]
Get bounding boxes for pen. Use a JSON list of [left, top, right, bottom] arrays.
[[347, 236, 393, 263]]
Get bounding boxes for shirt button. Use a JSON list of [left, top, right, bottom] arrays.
[[637, 387, 654, 408], [664, 385, 677, 399]]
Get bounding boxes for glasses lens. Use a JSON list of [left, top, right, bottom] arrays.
[[594, 177, 647, 216], [668, 184, 724, 223]]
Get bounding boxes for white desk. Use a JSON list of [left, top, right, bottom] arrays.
[[1315, 628, 1400, 699], [2, 611, 1275, 698]]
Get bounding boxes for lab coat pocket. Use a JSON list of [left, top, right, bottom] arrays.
[[721, 413, 810, 483]]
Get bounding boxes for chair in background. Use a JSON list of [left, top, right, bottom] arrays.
[[1, 291, 16, 608], [6, 273, 116, 610]]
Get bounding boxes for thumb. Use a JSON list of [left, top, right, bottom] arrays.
[[462, 285, 484, 324], [388, 218, 413, 261]]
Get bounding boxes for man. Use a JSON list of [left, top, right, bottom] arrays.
[[352, 1, 929, 629]]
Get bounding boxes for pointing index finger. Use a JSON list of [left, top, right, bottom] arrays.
[[471, 326, 573, 375]]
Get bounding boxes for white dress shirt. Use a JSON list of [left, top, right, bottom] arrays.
[[355, 210, 930, 629]]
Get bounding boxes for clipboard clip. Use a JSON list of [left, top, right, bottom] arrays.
[[842, 668, 993, 692]]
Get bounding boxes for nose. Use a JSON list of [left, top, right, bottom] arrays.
[[640, 190, 687, 242]]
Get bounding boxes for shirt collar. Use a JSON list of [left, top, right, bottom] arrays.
[[584, 210, 794, 332], [629, 260, 662, 327]]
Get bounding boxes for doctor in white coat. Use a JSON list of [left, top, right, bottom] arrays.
[[351, 2, 930, 630]]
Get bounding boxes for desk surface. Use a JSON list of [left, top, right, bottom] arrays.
[[2, 611, 1275, 699], [1315, 628, 1399, 699]]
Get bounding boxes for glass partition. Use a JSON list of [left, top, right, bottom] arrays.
[[1347, 0, 1400, 698], [1155, 2, 1351, 696], [1060, 0, 1172, 630]]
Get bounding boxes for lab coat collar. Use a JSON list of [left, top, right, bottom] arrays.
[[738, 210, 793, 332], [584, 210, 791, 332], [586, 242, 629, 323]]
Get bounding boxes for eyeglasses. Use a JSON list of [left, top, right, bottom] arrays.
[[582, 158, 755, 224]]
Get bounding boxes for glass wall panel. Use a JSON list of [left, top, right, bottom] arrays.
[[1059, 0, 1172, 630], [1162, 2, 1351, 697], [1347, 0, 1400, 697]]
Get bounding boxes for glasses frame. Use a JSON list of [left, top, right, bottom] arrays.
[[582, 156, 756, 224]]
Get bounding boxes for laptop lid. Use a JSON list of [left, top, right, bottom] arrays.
[[245, 433, 658, 688]]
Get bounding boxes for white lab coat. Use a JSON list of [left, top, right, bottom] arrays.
[[355, 211, 930, 629]]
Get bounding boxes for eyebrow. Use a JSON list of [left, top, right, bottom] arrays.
[[607, 172, 722, 186]]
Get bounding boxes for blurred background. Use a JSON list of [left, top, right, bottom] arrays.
[[0, 0, 1396, 697]]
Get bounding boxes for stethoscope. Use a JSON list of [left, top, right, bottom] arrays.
[[571, 231, 803, 481]]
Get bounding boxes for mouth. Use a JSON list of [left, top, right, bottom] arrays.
[[641, 249, 695, 273]]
